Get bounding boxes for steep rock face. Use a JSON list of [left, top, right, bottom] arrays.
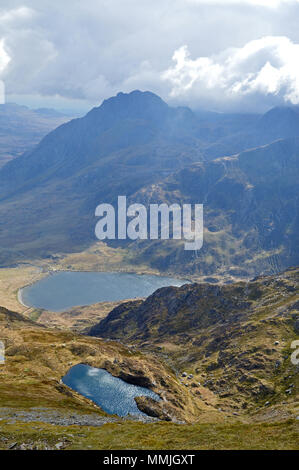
[[128, 138, 299, 277], [0, 303, 205, 423], [0, 91, 204, 263], [0, 91, 298, 276], [0, 91, 202, 197]]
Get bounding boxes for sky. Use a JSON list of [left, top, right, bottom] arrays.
[[1, 0, 299, 113]]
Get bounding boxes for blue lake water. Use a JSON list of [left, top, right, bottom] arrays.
[[62, 364, 160, 417], [20, 271, 187, 312]]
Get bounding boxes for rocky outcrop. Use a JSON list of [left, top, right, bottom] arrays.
[[135, 397, 173, 422], [89, 273, 291, 342]]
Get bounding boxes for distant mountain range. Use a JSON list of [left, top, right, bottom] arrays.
[[0, 103, 72, 168], [0, 90, 298, 277]]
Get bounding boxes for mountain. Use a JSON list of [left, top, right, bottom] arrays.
[[0, 90, 298, 276], [126, 137, 299, 278], [0, 103, 72, 168], [0, 305, 41, 328], [89, 267, 299, 412], [0, 91, 204, 196], [1, 280, 297, 446]]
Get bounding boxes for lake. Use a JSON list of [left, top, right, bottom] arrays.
[[62, 364, 160, 417], [19, 271, 187, 311]]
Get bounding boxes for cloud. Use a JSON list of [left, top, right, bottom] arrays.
[[162, 36, 299, 111], [0, 39, 10, 74], [1, 1, 299, 111]]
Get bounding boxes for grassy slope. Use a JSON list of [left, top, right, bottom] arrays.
[[0, 306, 209, 423], [0, 419, 297, 450], [127, 140, 299, 278], [89, 268, 299, 419]]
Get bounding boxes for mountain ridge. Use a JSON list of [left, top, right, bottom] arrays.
[[0, 102, 72, 168], [0, 90, 298, 276]]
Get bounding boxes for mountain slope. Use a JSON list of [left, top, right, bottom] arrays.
[[0, 103, 71, 168], [203, 105, 299, 159], [1, 299, 298, 448], [0, 91, 203, 197], [0, 91, 206, 264], [0, 303, 204, 423]]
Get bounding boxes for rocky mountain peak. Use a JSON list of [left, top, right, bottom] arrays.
[[86, 90, 170, 124]]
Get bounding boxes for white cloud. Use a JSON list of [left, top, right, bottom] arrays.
[[162, 36, 299, 110], [0, 39, 10, 104], [185, 0, 298, 7]]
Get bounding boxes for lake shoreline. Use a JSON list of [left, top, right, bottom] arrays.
[[18, 270, 189, 312], [17, 288, 30, 309]]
